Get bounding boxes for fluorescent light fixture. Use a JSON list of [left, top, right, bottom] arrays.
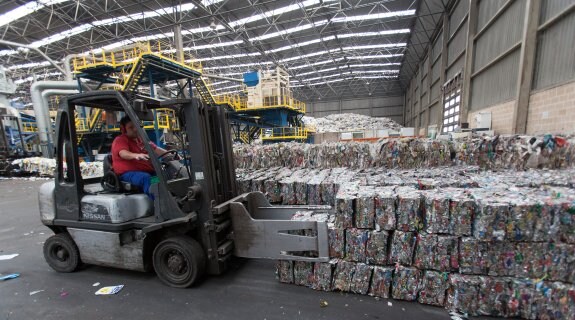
[[342, 43, 406, 50], [296, 66, 339, 77], [212, 84, 241, 91], [266, 36, 335, 53], [184, 40, 243, 51], [7, 61, 52, 70], [195, 53, 262, 62], [290, 58, 345, 69], [14, 71, 63, 84], [331, 10, 415, 23], [250, 20, 328, 41], [351, 69, 400, 74], [0, 0, 70, 28], [229, 0, 321, 27], [348, 63, 401, 67], [201, 61, 273, 69], [346, 54, 404, 59], [213, 89, 243, 96], [337, 29, 411, 38]]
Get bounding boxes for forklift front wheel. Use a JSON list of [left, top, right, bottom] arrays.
[[153, 236, 206, 288], [43, 233, 81, 273]]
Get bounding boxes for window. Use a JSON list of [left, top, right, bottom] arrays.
[[442, 73, 462, 133]]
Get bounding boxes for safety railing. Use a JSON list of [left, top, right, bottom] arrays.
[[213, 93, 247, 110], [22, 122, 38, 132], [236, 95, 306, 113], [73, 41, 203, 75], [260, 126, 309, 141]]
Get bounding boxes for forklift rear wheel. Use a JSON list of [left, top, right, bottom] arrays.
[[43, 233, 81, 273], [153, 236, 206, 288]]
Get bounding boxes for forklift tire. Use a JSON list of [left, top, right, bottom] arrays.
[[43, 233, 81, 273], [153, 236, 206, 288]]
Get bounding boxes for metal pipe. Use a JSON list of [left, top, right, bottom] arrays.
[[30, 81, 79, 157], [41, 89, 79, 156], [63, 54, 84, 81], [0, 40, 66, 75], [201, 74, 244, 83]]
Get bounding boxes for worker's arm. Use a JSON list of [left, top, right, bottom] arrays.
[[153, 146, 168, 156], [119, 149, 149, 161]]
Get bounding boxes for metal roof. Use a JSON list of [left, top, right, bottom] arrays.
[[0, 0, 449, 105]]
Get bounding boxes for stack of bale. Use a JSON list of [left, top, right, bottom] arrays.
[[237, 166, 575, 319]]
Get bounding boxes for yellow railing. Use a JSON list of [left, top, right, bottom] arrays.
[[213, 93, 247, 110], [22, 123, 38, 132], [260, 126, 309, 141], [237, 95, 306, 113], [75, 108, 179, 133], [73, 41, 203, 74]]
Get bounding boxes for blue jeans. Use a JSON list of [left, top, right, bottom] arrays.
[[120, 171, 154, 199]]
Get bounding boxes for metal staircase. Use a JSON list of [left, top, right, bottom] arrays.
[[193, 77, 217, 106]]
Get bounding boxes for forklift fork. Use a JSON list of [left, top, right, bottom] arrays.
[[214, 192, 330, 262]]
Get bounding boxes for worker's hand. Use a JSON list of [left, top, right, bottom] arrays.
[[135, 153, 150, 161]]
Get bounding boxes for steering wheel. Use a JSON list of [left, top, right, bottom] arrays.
[[157, 149, 179, 162]]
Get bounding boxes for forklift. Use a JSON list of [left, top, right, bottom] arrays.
[[38, 90, 329, 288]]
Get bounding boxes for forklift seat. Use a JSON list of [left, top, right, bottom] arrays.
[[101, 154, 137, 193]]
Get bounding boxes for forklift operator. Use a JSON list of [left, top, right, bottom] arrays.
[[111, 115, 168, 197]]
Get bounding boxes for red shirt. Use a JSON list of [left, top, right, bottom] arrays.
[[111, 134, 157, 175]]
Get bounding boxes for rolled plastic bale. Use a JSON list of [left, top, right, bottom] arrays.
[[374, 187, 397, 231], [293, 261, 314, 287], [458, 237, 488, 275], [310, 260, 336, 291], [435, 235, 459, 272], [366, 230, 389, 265], [369, 266, 394, 298], [413, 233, 436, 270], [391, 266, 422, 301], [332, 260, 355, 292], [276, 260, 294, 284], [424, 191, 451, 234], [396, 187, 423, 232], [418, 270, 449, 306], [477, 276, 513, 317], [389, 231, 416, 266], [473, 200, 509, 241], [445, 274, 481, 316], [486, 241, 517, 277], [355, 186, 376, 229], [350, 263, 373, 295], [345, 228, 368, 263]]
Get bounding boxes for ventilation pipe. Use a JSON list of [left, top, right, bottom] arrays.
[[30, 81, 80, 157]]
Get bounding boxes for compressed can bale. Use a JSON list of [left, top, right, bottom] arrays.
[[293, 261, 314, 287], [369, 266, 393, 298], [396, 188, 423, 232], [473, 201, 509, 241], [486, 241, 517, 277], [276, 260, 294, 284], [294, 169, 314, 205], [424, 192, 451, 234], [265, 168, 293, 203], [391, 266, 422, 301], [532, 203, 558, 242], [307, 169, 331, 205], [389, 231, 416, 266], [327, 226, 345, 258], [558, 202, 575, 244], [449, 194, 475, 236], [418, 270, 449, 306], [413, 233, 436, 270], [445, 274, 481, 316], [366, 230, 389, 265], [515, 242, 545, 279], [335, 188, 356, 229], [374, 187, 397, 231], [355, 187, 376, 229], [531, 281, 575, 320], [332, 260, 355, 292], [509, 278, 535, 319], [435, 235, 459, 272], [350, 263, 374, 295], [459, 238, 488, 275], [506, 200, 540, 242], [319, 168, 346, 206], [477, 276, 513, 317], [345, 228, 368, 262], [311, 260, 336, 291], [547, 243, 575, 283]]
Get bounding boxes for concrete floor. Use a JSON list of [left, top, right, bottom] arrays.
[[1, 179, 462, 320]]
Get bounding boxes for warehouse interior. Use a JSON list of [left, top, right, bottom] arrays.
[[0, 0, 574, 319]]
